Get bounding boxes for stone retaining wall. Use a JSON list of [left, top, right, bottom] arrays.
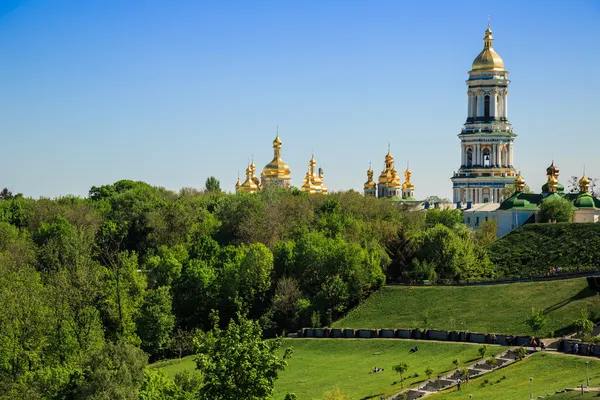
[[298, 327, 533, 346]]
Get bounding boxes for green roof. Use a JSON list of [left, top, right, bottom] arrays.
[[498, 192, 541, 210], [499, 190, 600, 211]]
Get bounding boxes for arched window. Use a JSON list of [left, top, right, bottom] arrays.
[[483, 147, 491, 167], [466, 148, 473, 167], [484, 95, 490, 119]]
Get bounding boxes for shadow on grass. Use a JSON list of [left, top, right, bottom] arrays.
[[360, 394, 383, 400], [544, 287, 595, 314]]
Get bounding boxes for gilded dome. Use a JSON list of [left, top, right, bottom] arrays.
[[546, 161, 559, 177], [471, 25, 505, 72], [579, 175, 591, 193], [262, 134, 291, 178]]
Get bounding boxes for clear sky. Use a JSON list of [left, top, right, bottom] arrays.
[[1, 0, 599, 199]]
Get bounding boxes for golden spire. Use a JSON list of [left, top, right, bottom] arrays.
[[471, 24, 505, 71]]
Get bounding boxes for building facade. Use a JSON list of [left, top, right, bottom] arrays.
[[451, 25, 517, 205]]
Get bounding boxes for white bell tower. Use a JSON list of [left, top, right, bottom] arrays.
[[451, 25, 517, 205]]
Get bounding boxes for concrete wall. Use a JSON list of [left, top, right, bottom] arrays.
[[469, 333, 486, 344], [330, 328, 342, 338], [428, 330, 448, 341], [381, 329, 395, 338]]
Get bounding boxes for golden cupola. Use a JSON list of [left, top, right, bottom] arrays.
[[402, 167, 414, 190], [514, 173, 525, 193], [579, 175, 591, 193], [471, 24, 505, 72], [301, 155, 327, 194], [261, 128, 291, 188], [238, 162, 259, 193], [364, 164, 376, 189]]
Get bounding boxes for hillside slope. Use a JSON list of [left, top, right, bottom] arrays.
[[488, 223, 600, 277], [333, 278, 599, 336]]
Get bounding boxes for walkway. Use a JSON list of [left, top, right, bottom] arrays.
[[385, 347, 524, 400]]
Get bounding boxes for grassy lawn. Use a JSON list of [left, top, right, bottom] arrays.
[[150, 355, 196, 379], [333, 278, 600, 336], [429, 353, 600, 400], [274, 339, 506, 400], [151, 339, 507, 400]]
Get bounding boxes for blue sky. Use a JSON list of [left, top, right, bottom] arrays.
[[0, 0, 599, 198]]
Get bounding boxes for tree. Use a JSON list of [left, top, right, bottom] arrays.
[[424, 208, 463, 229], [538, 196, 575, 223], [425, 367, 433, 380], [136, 286, 175, 360], [194, 314, 293, 400], [392, 362, 409, 388], [0, 187, 13, 200], [478, 345, 488, 359], [452, 358, 459, 369], [205, 177, 221, 193], [573, 309, 594, 336], [74, 340, 148, 400], [526, 307, 549, 336], [473, 219, 497, 247]]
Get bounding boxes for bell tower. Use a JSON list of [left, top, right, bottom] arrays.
[[451, 25, 517, 205]]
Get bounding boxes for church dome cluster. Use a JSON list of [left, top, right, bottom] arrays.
[[364, 146, 416, 201], [234, 127, 326, 195]]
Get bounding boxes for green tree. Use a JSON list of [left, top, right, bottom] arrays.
[[137, 286, 175, 359], [425, 366, 434, 380], [473, 218, 498, 247], [573, 309, 594, 336], [205, 177, 221, 193], [392, 362, 409, 388], [74, 340, 148, 400], [194, 314, 293, 400], [424, 208, 463, 229], [478, 345, 488, 359], [101, 250, 147, 345], [538, 196, 575, 223], [452, 358, 459, 369], [526, 307, 549, 336]]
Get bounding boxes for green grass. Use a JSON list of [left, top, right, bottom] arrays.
[[151, 339, 507, 400], [429, 353, 600, 400], [150, 355, 196, 379], [333, 278, 600, 336], [488, 223, 600, 277]]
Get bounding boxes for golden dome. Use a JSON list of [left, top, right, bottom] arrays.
[[471, 25, 505, 72], [235, 176, 241, 190], [579, 175, 591, 193], [402, 168, 414, 190], [262, 134, 291, 178], [514, 174, 525, 185]]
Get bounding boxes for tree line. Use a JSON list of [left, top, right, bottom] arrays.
[[0, 179, 496, 398]]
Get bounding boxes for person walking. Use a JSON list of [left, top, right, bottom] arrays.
[[457, 378, 462, 391]]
